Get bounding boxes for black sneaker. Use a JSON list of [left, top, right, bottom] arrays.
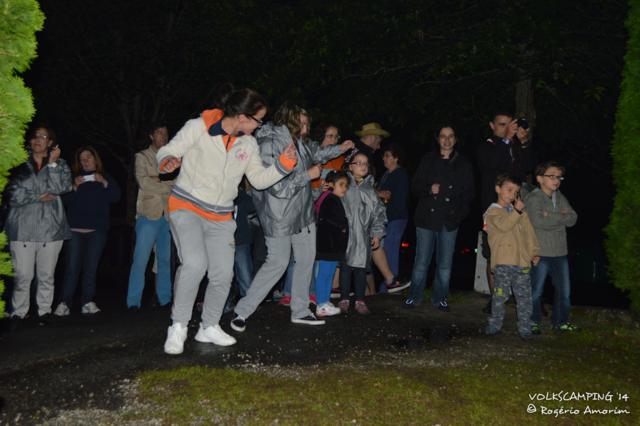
[[438, 300, 450, 312], [291, 314, 325, 325], [482, 300, 492, 314], [37, 313, 53, 326], [230, 314, 246, 332]]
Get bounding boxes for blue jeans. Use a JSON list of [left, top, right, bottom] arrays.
[[531, 256, 571, 326], [408, 226, 458, 304], [126, 216, 172, 308], [385, 219, 408, 278], [315, 260, 338, 305], [224, 243, 254, 312], [61, 231, 107, 306]]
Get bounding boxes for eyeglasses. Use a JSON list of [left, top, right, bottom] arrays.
[[351, 161, 369, 167], [543, 175, 565, 181], [248, 115, 263, 127], [32, 134, 50, 140]]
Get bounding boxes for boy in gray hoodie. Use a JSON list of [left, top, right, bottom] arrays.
[[525, 161, 578, 333]]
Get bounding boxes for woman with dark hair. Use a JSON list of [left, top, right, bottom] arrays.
[[54, 146, 121, 316], [378, 143, 410, 286], [231, 103, 353, 331], [5, 126, 72, 325], [158, 87, 298, 355], [404, 126, 474, 311], [310, 123, 345, 198]]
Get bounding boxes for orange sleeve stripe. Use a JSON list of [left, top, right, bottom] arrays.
[[168, 195, 233, 222], [278, 151, 297, 171], [159, 157, 172, 172]]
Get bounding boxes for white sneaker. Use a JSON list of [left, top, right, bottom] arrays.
[[81, 301, 101, 315], [316, 302, 340, 317], [194, 324, 237, 346], [54, 302, 70, 317], [164, 323, 188, 355]]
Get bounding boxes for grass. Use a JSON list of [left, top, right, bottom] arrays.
[[132, 308, 640, 425]]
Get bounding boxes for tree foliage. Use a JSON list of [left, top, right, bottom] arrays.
[[606, 0, 640, 313], [0, 0, 45, 316]]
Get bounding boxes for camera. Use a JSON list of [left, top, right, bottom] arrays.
[[83, 174, 96, 182], [516, 117, 529, 130]]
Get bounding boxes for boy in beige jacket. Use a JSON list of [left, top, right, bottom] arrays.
[[483, 174, 539, 339]]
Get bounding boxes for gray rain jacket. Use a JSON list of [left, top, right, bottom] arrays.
[[343, 173, 387, 268], [252, 122, 342, 237], [4, 159, 72, 242]]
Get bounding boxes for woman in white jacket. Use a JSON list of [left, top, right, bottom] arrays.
[[158, 88, 297, 355]]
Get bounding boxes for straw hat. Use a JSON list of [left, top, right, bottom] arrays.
[[355, 122, 391, 138]]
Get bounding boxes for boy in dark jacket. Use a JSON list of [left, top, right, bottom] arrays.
[[314, 171, 350, 317]]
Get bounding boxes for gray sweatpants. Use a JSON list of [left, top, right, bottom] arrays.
[[10, 240, 64, 318], [169, 210, 236, 328], [235, 223, 316, 321], [486, 264, 533, 336]]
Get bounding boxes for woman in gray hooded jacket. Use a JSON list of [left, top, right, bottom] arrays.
[[232, 103, 353, 329], [5, 126, 72, 325]]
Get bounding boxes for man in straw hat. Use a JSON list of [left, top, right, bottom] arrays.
[[347, 122, 409, 295]]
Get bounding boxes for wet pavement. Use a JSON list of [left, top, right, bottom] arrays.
[[0, 293, 489, 424]]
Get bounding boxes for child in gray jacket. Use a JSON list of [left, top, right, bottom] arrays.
[[525, 161, 578, 333], [339, 152, 387, 314]]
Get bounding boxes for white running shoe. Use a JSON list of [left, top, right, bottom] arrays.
[[54, 302, 70, 317], [164, 323, 188, 355], [194, 324, 237, 346], [81, 301, 101, 315], [316, 302, 341, 317]]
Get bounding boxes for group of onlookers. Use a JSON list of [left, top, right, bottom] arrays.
[[3, 89, 578, 352]]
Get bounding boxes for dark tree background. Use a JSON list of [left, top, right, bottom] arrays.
[[22, 0, 628, 301]]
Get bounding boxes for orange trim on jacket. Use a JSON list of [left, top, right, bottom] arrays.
[[168, 195, 233, 222], [311, 155, 345, 190], [201, 108, 237, 151]]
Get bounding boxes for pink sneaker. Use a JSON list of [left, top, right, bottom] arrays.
[[355, 300, 370, 315], [338, 299, 350, 314], [278, 295, 291, 306]]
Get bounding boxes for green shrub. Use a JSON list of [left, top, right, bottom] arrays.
[[606, 0, 640, 313]]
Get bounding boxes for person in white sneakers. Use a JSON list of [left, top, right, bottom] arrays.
[[313, 171, 350, 317], [5, 126, 72, 326], [159, 87, 297, 355], [55, 146, 121, 317]]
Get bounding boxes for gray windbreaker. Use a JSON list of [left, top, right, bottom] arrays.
[[4, 159, 72, 242], [343, 173, 387, 268], [251, 122, 342, 237]]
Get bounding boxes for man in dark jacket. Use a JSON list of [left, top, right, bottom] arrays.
[[476, 112, 536, 312]]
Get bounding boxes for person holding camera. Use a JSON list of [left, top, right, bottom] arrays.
[[5, 126, 72, 326], [477, 112, 537, 313], [54, 146, 121, 316]]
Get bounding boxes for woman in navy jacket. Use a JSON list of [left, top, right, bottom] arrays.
[[55, 146, 120, 316], [404, 126, 474, 310]]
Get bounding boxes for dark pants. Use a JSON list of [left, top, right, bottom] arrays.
[[339, 263, 367, 301], [62, 230, 108, 306]]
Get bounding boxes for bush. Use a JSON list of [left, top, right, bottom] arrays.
[[606, 0, 640, 313], [0, 0, 45, 316]]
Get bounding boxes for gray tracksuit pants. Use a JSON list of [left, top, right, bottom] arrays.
[[486, 264, 533, 336], [235, 223, 316, 321], [10, 240, 64, 318], [169, 210, 236, 328]]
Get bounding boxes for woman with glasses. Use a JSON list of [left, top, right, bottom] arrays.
[[158, 87, 298, 355], [310, 123, 345, 199], [404, 125, 474, 311], [5, 126, 72, 326]]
